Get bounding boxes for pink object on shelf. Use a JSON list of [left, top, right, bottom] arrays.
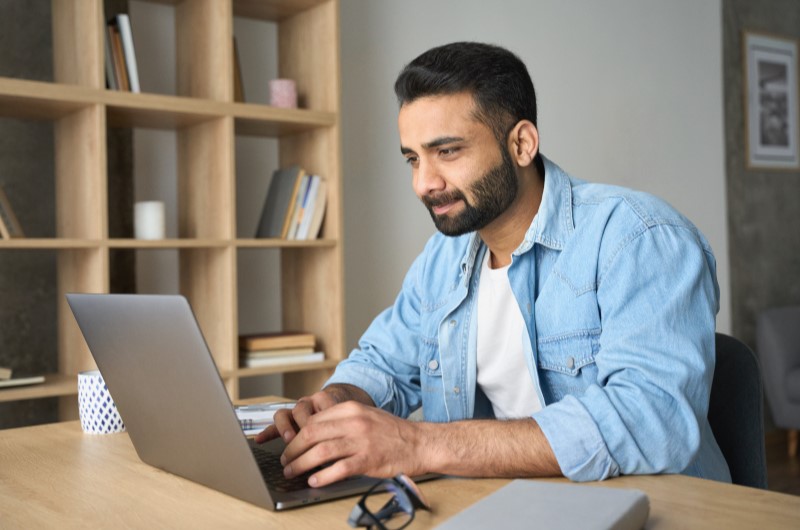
[[269, 78, 298, 108]]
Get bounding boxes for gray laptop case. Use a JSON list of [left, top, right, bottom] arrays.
[[66, 293, 379, 510]]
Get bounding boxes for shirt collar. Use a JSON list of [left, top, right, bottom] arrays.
[[514, 155, 574, 255], [460, 155, 575, 278]]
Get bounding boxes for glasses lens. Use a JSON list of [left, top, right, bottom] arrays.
[[362, 489, 413, 530]]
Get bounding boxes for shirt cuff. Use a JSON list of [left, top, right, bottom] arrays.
[[533, 395, 620, 481], [324, 360, 401, 414]]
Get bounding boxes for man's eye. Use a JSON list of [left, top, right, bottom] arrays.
[[439, 147, 460, 157], [405, 156, 418, 165]]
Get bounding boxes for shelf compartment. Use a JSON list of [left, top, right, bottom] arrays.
[[0, 374, 77, 403], [142, 0, 330, 22]]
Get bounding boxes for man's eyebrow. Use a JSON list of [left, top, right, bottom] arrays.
[[400, 136, 466, 156], [422, 136, 465, 149]]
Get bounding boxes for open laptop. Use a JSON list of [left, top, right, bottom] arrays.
[[66, 293, 381, 511]]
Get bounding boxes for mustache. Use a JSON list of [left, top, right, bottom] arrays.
[[422, 190, 467, 209]]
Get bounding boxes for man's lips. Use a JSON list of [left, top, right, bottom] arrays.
[[431, 200, 460, 215]]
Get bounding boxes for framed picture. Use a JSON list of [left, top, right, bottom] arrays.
[[744, 32, 800, 170], [0, 185, 25, 239]]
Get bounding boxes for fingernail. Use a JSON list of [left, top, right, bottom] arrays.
[[280, 455, 286, 466], [283, 431, 293, 442], [284, 465, 292, 477], [309, 475, 318, 487]]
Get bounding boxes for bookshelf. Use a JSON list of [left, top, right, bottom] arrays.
[[0, 0, 343, 415]]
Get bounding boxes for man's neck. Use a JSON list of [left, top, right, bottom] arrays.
[[479, 169, 543, 269]]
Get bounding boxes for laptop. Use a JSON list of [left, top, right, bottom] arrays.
[[66, 293, 382, 511]]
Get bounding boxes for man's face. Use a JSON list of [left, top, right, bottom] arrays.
[[398, 92, 518, 236]]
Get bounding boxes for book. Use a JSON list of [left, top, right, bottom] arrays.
[[436, 480, 649, 530], [0, 375, 45, 389], [103, 24, 118, 90], [293, 175, 321, 240], [115, 14, 140, 93], [242, 346, 315, 360], [242, 352, 325, 368], [239, 332, 316, 351], [255, 166, 306, 238], [0, 366, 11, 380], [109, 24, 129, 91], [233, 37, 245, 103], [284, 174, 310, 239], [235, 401, 295, 435], [305, 177, 328, 240]]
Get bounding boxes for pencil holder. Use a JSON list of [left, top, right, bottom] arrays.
[[78, 370, 125, 434]]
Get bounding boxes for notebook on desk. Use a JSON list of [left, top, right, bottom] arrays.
[[66, 293, 381, 511], [436, 480, 649, 530]]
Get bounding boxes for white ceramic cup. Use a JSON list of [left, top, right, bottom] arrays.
[[134, 200, 165, 240], [269, 78, 298, 108], [78, 370, 125, 434]]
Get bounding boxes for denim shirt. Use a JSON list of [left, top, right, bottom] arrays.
[[327, 156, 731, 483]]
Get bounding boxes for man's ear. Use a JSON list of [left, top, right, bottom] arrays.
[[507, 120, 539, 167]]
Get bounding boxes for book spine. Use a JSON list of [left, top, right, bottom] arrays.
[[243, 352, 324, 368], [296, 175, 321, 240], [103, 25, 118, 90], [280, 172, 306, 238], [286, 175, 310, 240], [109, 24, 129, 91], [116, 14, 140, 93]]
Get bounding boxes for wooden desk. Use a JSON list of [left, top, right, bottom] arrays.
[[1, 421, 798, 529]]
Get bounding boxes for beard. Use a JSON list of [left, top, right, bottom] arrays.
[[422, 146, 518, 236]]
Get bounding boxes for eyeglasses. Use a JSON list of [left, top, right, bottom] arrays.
[[348, 474, 431, 530]]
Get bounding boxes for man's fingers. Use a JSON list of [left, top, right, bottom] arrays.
[[254, 424, 280, 444]]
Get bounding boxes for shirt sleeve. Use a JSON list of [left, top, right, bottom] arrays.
[[533, 223, 719, 481], [324, 250, 428, 418]]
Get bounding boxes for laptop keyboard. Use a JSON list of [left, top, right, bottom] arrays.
[[251, 445, 314, 492]]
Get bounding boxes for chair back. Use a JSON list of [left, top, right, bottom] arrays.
[[707, 333, 768, 489]]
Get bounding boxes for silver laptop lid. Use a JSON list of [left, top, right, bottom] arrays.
[[66, 293, 275, 509]]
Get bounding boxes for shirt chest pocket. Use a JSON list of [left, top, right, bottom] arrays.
[[536, 331, 599, 404]]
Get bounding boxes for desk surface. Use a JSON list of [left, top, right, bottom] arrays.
[[1, 421, 799, 529]]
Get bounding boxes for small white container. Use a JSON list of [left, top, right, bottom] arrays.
[[78, 370, 125, 434]]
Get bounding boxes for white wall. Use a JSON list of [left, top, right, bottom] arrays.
[[340, 0, 730, 349]]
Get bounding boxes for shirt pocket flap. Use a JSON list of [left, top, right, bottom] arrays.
[[537, 332, 598, 376]]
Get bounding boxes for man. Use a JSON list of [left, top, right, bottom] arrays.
[[256, 42, 731, 488]]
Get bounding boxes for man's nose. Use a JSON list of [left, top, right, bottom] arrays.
[[413, 160, 445, 198]]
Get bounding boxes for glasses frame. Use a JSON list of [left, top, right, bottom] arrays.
[[347, 474, 431, 530]]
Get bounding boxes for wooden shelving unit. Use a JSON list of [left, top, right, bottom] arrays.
[[0, 0, 343, 411]]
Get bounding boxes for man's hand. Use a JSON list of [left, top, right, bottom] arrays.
[[254, 384, 374, 445], [279, 400, 427, 488]]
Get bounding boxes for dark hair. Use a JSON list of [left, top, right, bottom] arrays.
[[394, 42, 544, 175]]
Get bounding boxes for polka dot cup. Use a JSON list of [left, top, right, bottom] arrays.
[[78, 370, 125, 434]]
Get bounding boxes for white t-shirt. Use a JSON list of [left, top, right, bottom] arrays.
[[476, 251, 542, 419]]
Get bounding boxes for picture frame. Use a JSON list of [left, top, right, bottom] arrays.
[[743, 32, 800, 170], [0, 185, 25, 239]]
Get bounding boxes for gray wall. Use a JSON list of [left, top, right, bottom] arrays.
[[723, 0, 800, 351], [341, 0, 730, 349]]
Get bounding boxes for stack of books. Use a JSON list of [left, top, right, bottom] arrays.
[[254, 166, 328, 240], [105, 14, 140, 92], [239, 332, 324, 368]]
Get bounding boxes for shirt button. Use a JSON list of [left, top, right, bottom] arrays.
[[453, 386, 461, 394], [566, 356, 575, 369], [428, 360, 439, 371], [449, 319, 457, 327]]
